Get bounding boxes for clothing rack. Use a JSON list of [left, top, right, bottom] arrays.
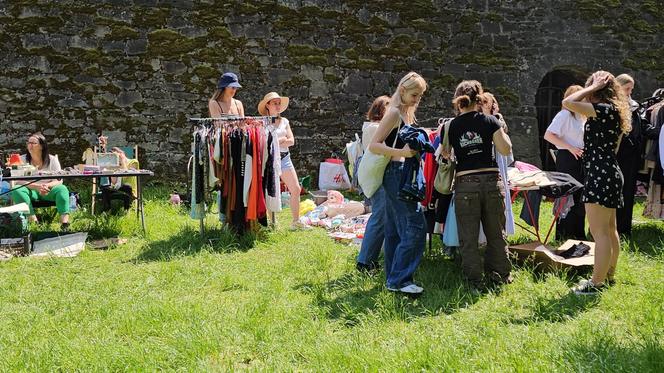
[[189, 116, 277, 124], [188, 115, 279, 235]]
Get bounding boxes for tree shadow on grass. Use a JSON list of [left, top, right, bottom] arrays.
[[293, 256, 489, 326], [132, 225, 265, 262], [628, 222, 664, 258], [508, 291, 600, 325], [563, 328, 663, 371]]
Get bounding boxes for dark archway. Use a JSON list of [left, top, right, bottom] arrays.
[[535, 67, 588, 170]]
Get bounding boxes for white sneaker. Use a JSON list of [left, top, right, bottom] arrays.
[[387, 284, 424, 294]]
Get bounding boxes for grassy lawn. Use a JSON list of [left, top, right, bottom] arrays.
[[0, 186, 662, 371]]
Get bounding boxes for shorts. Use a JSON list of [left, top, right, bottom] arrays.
[[280, 152, 294, 170]]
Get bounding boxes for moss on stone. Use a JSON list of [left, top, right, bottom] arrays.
[[282, 75, 312, 90], [492, 86, 520, 106], [286, 44, 335, 66], [486, 12, 504, 23], [429, 74, 458, 90], [146, 29, 206, 59], [459, 11, 481, 33], [455, 52, 516, 69], [324, 74, 342, 84], [104, 25, 140, 41], [132, 7, 171, 28], [193, 65, 218, 81], [4, 16, 65, 34]]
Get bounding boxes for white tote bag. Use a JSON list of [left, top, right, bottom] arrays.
[[357, 128, 398, 198], [319, 158, 351, 191]]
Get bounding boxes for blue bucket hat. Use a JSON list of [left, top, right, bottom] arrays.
[[217, 72, 242, 89]]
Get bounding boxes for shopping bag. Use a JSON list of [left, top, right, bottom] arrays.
[[434, 118, 455, 195], [357, 150, 390, 198], [319, 158, 351, 191], [442, 198, 459, 247]]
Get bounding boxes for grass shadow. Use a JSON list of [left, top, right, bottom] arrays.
[[294, 255, 486, 327], [627, 222, 664, 258], [564, 328, 663, 371], [509, 290, 600, 325], [132, 225, 266, 262]]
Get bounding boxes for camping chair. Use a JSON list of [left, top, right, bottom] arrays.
[[91, 145, 139, 214]]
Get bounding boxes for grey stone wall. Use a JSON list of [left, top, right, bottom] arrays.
[[1, 0, 662, 182]]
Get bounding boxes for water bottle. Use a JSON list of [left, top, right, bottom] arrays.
[[69, 193, 77, 212]]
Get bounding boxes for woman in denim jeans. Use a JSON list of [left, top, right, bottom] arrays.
[[357, 95, 390, 273], [447, 80, 513, 292], [368, 72, 427, 295]]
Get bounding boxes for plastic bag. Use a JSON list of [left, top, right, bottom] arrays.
[[319, 158, 351, 191], [442, 198, 459, 247]]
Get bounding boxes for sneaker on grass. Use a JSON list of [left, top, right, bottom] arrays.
[[387, 283, 424, 295], [572, 279, 605, 295]]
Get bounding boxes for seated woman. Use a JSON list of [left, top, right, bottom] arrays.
[[10, 132, 70, 230], [100, 147, 137, 212]]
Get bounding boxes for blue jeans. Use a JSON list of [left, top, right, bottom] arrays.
[[357, 186, 385, 265], [383, 161, 426, 288]]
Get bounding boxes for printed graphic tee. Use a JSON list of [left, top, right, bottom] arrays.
[[448, 111, 501, 172]]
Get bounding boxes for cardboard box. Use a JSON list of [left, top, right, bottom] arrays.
[[509, 240, 595, 271]]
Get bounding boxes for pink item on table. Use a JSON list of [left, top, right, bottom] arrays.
[[513, 161, 540, 172]]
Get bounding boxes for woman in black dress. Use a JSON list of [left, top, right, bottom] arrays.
[[563, 71, 631, 295]]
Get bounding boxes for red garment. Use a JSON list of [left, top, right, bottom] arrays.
[[246, 127, 258, 221], [422, 131, 439, 207]]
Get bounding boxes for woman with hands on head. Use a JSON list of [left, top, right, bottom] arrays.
[[368, 72, 427, 295], [544, 85, 587, 240], [562, 70, 631, 295]]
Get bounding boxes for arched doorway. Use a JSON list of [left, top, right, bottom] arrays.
[[535, 67, 587, 170]]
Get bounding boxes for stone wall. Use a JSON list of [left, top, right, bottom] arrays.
[[1, 0, 662, 182]]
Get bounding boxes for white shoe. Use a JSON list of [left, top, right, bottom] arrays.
[[387, 284, 424, 294]]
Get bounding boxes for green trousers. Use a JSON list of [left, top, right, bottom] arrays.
[[10, 184, 70, 215]]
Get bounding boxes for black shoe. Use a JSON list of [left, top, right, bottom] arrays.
[[356, 261, 380, 274], [60, 222, 70, 232], [487, 271, 514, 285]]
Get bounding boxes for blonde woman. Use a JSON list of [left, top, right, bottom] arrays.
[[258, 91, 306, 230], [615, 73, 642, 237], [544, 85, 587, 240], [368, 72, 427, 295], [208, 72, 244, 117], [563, 71, 632, 294]]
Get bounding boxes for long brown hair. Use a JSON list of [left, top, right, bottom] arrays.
[[585, 71, 631, 133], [25, 132, 50, 167], [366, 95, 390, 122], [452, 80, 483, 113]]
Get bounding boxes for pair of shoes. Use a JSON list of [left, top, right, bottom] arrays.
[[487, 271, 513, 285], [387, 283, 424, 295], [571, 279, 605, 295], [289, 221, 311, 231], [356, 261, 380, 274]]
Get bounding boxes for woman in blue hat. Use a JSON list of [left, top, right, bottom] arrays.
[[209, 72, 245, 117]]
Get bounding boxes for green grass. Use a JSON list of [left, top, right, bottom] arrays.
[[0, 187, 662, 371]]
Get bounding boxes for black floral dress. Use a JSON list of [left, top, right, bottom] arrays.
[[581, 103, 624, 208]]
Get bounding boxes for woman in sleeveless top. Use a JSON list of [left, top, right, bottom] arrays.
[[258, 92, 307, 230], [563, 71, 631, 295], [208, 72, 245, 117], [368, 72, 427, 295]]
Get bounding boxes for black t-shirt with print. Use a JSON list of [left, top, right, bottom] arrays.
[[448, 111, 501, 172]]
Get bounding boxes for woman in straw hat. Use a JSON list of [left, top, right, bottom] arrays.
[[259, 92, 306, 230], [209, 72, 245, 117]]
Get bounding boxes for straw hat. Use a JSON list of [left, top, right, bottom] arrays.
[[258, 92, 289, 116]]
